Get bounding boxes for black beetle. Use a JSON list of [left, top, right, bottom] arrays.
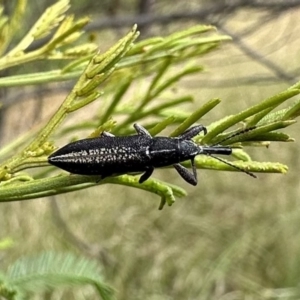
[[48, 123, 254, 185]]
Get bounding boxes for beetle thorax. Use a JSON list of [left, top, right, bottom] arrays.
[[178, 139, 201, 160]]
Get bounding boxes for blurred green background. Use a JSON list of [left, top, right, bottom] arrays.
[[1, 1, 300, 299]]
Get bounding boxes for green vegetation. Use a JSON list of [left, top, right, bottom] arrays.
[[0, 0, 300, 299], [0, 252, 113, 300]]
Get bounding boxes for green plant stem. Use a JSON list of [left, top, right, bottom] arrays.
[[0, 174, 186, 209], [190, 156, 288, 174], [170, 98, 221, 137], [0, 26, 139, 179], [202, 89, 300, 144]]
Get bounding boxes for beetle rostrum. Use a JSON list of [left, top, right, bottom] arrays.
[[48, 123, 253, 185]]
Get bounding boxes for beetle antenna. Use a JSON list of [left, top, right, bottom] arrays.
[[209, 154, 257, 178], [211, 126, 256, 147]]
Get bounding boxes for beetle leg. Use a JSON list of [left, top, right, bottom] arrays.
[[101, 131, 115, 137], [96, 173, 110, 183], [179, 125, 207, 140], [134, 123, 152, 137], [139, 167, 154, 183], [191, 157, 198, 183], [173, 160, 198, 186]]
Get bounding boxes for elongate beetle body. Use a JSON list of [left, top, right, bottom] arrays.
[[48, 124, 250, 185]]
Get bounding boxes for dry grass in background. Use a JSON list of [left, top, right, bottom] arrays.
[[1, 4, 300, 300]]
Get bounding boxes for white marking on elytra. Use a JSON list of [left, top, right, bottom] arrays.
[[145, 146, 150, 158], [151, 149, 175, 154]]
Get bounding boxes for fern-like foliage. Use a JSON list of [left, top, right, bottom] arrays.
[[0, 0, 97, 71], [0, 0, 299, 210], [0, 252, 114, 300]]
